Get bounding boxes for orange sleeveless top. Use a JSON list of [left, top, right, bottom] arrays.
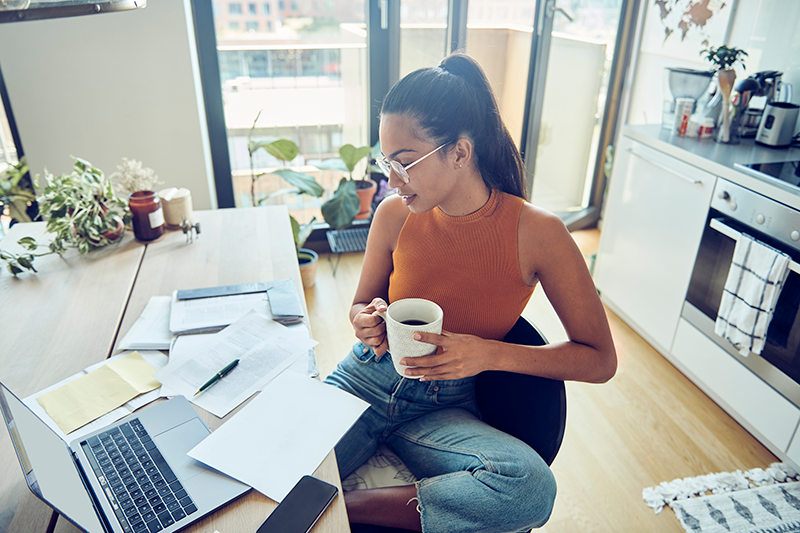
[[388, 191, 535, 341]]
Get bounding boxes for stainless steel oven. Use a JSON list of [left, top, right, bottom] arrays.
[[683, 177, 800, 408]]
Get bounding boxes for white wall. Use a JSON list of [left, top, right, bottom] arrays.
[[628, 0, 800, 129], [0, 0, 217, 209]]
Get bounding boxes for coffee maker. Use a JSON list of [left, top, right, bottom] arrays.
[[736, 71, 794, 137]]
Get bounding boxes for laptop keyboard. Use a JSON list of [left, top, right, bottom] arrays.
[[81, 418, 197, 533]]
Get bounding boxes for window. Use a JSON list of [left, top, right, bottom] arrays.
[[229, 20, 240, 29], [248, 3, 256, 14], [229, 3, 242, 15], [207, 0, 367, 222]]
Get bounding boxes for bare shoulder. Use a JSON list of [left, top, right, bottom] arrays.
[[368, 194, 410, 252], [518, 201, 569, 245], [517, 201, 578, 285]]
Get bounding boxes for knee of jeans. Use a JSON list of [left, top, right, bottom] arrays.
[[513, 464, 557, 530]]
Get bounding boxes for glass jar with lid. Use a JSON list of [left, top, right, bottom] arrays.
[[128, 190, 165, 241]]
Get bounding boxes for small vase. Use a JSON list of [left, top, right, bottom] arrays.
[[715, 69, 740, 144], [355, 179, 378, 220]]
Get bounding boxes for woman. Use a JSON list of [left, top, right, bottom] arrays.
[[324, 53, 617, 533]]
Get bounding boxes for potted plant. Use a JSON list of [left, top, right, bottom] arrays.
[[1, 157, 132, 276], [292, 215, 318, 289], [248, 111, 324, 209], [700, 44, 748, 143], [316, 143, 374, 229], [0, 158, 37, 229]]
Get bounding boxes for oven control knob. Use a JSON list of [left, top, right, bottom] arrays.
[[729, 201, 738, 211], [717, 190, 730, 200], [792, 230, 800, 242], [756, 214, 765, 224]]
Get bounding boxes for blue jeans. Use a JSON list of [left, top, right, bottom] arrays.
[[324, 342, 557, 533]]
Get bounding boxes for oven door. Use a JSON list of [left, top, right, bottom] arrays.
[[683, 212, 800, 408]]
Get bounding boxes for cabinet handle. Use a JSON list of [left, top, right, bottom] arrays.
[[709, 218, 800, 275], [626, 148, 703, 185]]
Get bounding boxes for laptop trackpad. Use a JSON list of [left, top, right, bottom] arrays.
[[153, 418, 210, 482]]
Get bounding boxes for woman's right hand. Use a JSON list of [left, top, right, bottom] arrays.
[[353, 298, 389, 356]]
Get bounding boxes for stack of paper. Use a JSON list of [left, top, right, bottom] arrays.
[[119, 296, 174, 350], [168, 279, 305, 334], [27, 351, 169, 439], [154, 311, 317, 418]]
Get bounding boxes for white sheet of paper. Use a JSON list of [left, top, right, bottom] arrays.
[[24, 351, 169, 442], [119, 296, 174, 350], [154, 311, 317, 418], [169, 290, 268, 334], [187, 371, 369, 502]]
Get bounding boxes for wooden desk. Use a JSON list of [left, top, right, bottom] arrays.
[[1, 224, 145, 533], [36, 207, 346, 533]]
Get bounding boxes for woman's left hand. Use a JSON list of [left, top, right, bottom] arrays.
[[398, 331, 492, 381]]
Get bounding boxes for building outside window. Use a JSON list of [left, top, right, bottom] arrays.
[[210, 0, 367, 222]]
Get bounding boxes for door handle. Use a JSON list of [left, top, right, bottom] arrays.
[[546, 1, 574, 21], [709, 218, 800, 274], [625, 148, 702, 185]]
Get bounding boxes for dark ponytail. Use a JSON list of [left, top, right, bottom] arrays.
[[380, 53, 526, 199]]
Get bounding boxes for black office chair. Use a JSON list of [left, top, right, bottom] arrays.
[[350, 317, 567, 533], [475, 315, 567, 466]]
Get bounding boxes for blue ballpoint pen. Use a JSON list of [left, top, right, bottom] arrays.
[[194, 359, 240, 395]]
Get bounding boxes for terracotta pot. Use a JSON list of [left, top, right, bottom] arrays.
[[355, 179, 378, 220], [298, 248, 318, 289]]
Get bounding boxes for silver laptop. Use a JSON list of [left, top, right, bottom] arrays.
[[0, 382, 249, 533]]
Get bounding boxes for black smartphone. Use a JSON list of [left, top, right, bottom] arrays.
[[256, 475, 339, 533]]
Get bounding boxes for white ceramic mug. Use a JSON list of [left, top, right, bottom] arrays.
[[377, 298, 443, 378]]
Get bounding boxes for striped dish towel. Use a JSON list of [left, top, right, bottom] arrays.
[[714, 233, 791, 356]]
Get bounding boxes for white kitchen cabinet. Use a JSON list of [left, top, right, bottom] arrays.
[[672, 318, 800, 457], [595, 136, 716, 352]]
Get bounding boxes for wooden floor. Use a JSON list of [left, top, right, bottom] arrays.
[[303, 229, 778, 532]]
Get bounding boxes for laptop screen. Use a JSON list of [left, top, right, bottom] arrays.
[[0, 383, 105, 533]]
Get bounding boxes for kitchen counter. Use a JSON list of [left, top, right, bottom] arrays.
[[623, 124, 800, 210]]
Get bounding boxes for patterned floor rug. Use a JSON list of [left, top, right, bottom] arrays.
[[643, 463, 800, 533]]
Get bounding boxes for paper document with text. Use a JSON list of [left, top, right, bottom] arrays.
[[154, 311, 317, 417]]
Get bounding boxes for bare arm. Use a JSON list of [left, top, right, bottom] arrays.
[[403, 204, 617, 383], [349, 195, 409, 356]]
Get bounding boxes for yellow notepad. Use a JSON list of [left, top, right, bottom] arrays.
[[36, 351, 160, 434]]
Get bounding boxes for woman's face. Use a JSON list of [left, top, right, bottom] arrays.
[[379, 114, 456, 215]]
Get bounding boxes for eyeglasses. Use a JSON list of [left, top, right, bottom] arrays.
[[376, 144, 447, 183]]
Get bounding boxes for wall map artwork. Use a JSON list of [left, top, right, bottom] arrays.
[[642, 0, 737, 61]]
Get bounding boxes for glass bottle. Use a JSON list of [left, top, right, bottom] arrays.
[[128, 190, 165, 241]]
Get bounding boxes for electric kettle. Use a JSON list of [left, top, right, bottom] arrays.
[[756, 102, 800, 147]]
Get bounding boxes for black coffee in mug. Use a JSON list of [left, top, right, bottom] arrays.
[[401, 319, 428, 326]]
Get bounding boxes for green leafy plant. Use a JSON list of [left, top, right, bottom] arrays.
[[290, 215, 316, 253], [700, 45, 748, 71], [1, 157, 131, 276], [316, 143, 372, 230], [248, 111, 324, 208], [0, 158, 36, 225]]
